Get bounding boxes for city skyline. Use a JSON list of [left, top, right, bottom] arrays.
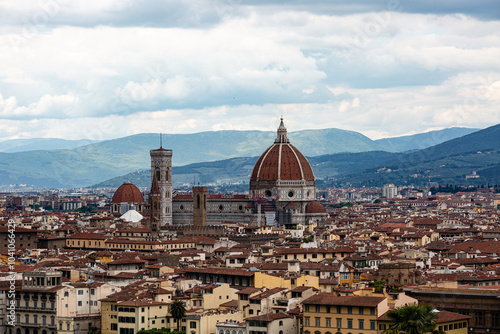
[[1, 0, 499, 142]]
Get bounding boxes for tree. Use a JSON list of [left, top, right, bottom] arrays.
[[170, 300, 186, 332], [383, 304, 443, 334]]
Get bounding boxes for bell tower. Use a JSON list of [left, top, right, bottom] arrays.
[[149, 173, 161, 237], [150, 144, 173, 226], [193, 186, 208, 227]]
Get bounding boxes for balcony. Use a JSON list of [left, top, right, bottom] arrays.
[[18, 322, 56, 329], [16, 306, 56, 313]]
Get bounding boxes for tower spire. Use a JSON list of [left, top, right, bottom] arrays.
[[160, 133, 163, 148]]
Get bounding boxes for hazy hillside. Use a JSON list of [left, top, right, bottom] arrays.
[[0, 138, 100, 153], [340, 124, 500, 186], [0, 126, 488, 188], [0, 128, 382, 188], [375, 127, 479, 152], [95, 151, 402, 189]]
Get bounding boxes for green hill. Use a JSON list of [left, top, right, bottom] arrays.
[[0, 128, 383, 188], [375, 127, 478, 152], [340, 124, 500, 186]]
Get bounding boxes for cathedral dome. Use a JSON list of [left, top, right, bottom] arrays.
[[250, 119, 314, 183], [112, 182, 144, 204]]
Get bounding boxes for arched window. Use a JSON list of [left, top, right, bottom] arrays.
[[197, 194, 201, 209], [279, 320, 283, 326], [156, 168, 161, 181]]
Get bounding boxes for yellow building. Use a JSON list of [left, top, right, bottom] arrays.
[[253, 271, 319, 290], [65, 232, 107, 249], [116, 300, 169, 333], [377, 310, 470, 334], [302, 293, 389, 334], [184, 309, 244, 334]]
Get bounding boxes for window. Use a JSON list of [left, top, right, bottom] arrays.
[[78, 301, 82, 306], [141, 316, 145, 323], [315, 317, 321, 327], [370, 321, 375, 330], [359, 307, 363, 315], [476, 311, 486, 326], [305, 305, 309, 312], [91, 289, 95, 295], [190, 322, 197, 329], [370, 307, 375, 315], [305, 317, 310, 327], [358, 319, 364, 329], [326, 318, 331, 328], [326, 306, 330, 313], [316, 305, 320, 312], [336, 318, 342, 328], [337, 306, 341, 314], [78, 290, 83, 295], [347, 319, 353, 329], [347, 307, 352, 314]]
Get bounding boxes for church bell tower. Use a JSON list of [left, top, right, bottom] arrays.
[[150, 145, 173, 226]]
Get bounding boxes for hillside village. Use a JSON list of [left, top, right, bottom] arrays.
[[1, 186, 500, 334]]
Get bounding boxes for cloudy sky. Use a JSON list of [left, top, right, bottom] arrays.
[[1, 0, 499, 142]]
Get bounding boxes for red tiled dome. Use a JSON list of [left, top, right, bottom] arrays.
[[250, 119, 314, 182], [111, 182, 144, 203], [306, 201, 326, 214], [250, 143, 314, 182]]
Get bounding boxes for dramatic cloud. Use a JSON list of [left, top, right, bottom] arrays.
[[0, 0, 499, 141]]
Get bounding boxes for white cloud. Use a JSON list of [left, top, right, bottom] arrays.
[[0, 3, 499, 142]]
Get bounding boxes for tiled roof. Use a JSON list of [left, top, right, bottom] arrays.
[[303, 293, 386, 307]]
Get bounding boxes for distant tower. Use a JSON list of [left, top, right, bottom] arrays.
[[149, 173, 160, 238], [193, 186, 208, 227], [150, 144, 173, 226]]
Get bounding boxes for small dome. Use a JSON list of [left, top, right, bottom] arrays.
[[112, 182, 144, 204], [306, 201, 326, 214], [120, 209, 144, 223]]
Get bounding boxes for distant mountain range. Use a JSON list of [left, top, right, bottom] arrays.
[[94, 124, 500, 189], [0, 126, 490, 189], [0, 138, 100, 153]]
